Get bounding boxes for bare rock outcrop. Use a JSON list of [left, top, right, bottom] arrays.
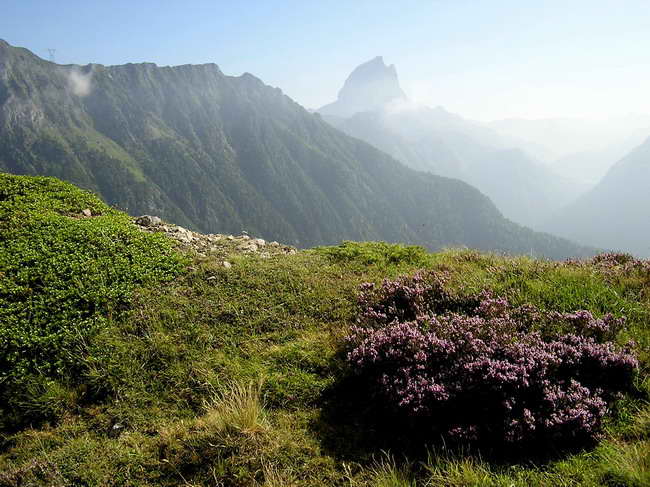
[[133, 216, 297, 259]]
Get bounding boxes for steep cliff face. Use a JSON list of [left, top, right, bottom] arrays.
[[318, 56, 407, 118], [0, 40, 592, 258]]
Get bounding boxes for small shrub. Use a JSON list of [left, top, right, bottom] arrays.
[[316, 241, 431, 267], [346, 272, 638, 446], [563, 252, 650, 277], [0, 174, 185, 428]]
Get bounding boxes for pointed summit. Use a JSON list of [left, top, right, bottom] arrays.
[[318, 56, 407, 118]]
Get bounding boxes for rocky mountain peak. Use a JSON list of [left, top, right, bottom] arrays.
[[318, 56, 407, 118]]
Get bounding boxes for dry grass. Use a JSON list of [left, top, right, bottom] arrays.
[[200, 379, 269, 436], [257, 462, 299, 487]]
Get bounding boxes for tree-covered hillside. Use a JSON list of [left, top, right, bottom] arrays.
[[0, 40, 591, 258]]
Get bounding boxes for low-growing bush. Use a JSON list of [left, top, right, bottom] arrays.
[[316, 241, 432, 267], [346, 271, 638, 446], [0, 174, 185, 427]]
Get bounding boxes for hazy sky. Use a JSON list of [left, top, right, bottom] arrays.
[[3, 0, 650, 121]]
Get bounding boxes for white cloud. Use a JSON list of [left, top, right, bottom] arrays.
[[67, 67, 93, 97]]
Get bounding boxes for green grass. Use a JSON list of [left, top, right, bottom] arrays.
[[0, 175, 649, 486]]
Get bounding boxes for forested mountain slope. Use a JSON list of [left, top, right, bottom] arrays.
[[0, 40, 591, 258]]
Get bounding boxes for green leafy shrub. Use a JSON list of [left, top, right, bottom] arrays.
[[316, 241, 432, 267], [0, 174, 185, 427]]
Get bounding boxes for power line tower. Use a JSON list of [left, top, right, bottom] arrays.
[[47, 49, 56, 63]]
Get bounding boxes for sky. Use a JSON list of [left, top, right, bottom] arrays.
[[2, 0, 650, 121]]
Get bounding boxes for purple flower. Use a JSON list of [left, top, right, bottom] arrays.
[[346, 271, 638, 445]]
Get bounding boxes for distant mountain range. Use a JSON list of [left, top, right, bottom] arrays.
[[544, 136, 650, 257], [489, 116, 650, 186], [0, 40, 593, 258], [317, 57, 583, 229]]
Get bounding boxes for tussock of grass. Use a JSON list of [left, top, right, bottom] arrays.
[[424, 455, 496, 487], [258, 463, 299, 487], [366, 454, 416, 487], [202, 379, 268, 436]]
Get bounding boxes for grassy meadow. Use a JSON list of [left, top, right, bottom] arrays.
[[0, 173, 648, 486]]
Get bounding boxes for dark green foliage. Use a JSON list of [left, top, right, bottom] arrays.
[[0, 39, 593, 259], [0, 173, 185, 427], [315, 241, 433, 267]]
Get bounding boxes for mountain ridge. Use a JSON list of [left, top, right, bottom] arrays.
[[317, 58, 585, 228], [0, 40, 593, 258]]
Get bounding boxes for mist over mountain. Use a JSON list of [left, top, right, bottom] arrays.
[[0, 40, 591, 258], [544, 136, 650, 257], [489, 116, 650, 187], [317, 57, 581, 228]]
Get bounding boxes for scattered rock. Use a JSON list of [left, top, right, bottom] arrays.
[[81, 208, 92, 217], [207, 276, 217, 281], [136, 215, 162, 227], [133, 214, 297, 259], [237, 242, 258, 253], [108, 423, 125, 438], [177, 233, 192, 244], [222, 261, 232, 269]]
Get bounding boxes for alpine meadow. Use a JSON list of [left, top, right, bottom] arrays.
[[1, 2, 649, 486]]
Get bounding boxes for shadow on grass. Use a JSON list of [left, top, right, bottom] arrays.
[[311, 373, 600, 469]]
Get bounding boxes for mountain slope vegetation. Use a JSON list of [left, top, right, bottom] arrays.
[[0, 174, 648, 486], [0, 40, 590, 259]]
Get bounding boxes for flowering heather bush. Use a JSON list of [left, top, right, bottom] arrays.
[[346, 272, 638, 445], [564, 252, 650, 275], [357, 271, 475, 326]]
